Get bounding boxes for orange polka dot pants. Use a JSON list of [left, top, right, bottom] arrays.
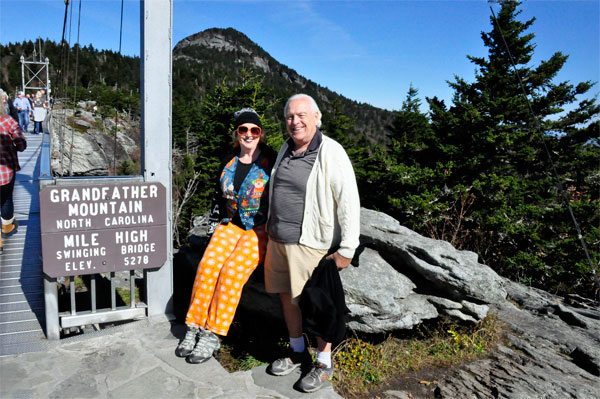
[[185, 222, 267, 336]]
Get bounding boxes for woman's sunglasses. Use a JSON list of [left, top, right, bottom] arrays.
[[237, 126, 262, 137]]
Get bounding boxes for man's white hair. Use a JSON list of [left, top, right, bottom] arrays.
[[284, 93, 322, 128]]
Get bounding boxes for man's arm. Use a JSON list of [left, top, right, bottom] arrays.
[[329, 142, 361, 268]]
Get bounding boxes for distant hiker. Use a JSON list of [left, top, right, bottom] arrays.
[[33, 91, 48, 134], [175, 108, 276, 364], [0, 99, 27, 255], [12, 91, 32, 133], [264, 94, 360, 392], [0, 89, 18, 123]]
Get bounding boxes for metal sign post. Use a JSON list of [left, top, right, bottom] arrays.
[[140, 0, 174, 320]]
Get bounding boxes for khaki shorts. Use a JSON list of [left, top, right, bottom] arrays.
[[264, 241, 328, 302]]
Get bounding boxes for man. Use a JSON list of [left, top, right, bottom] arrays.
[[12, 91, 32, 133], [264, 93, 360, 393]]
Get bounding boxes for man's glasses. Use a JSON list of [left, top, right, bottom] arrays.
[[237, 126, 262, 137]]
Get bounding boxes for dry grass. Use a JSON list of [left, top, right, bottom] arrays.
[[331, 314, 504, 398]]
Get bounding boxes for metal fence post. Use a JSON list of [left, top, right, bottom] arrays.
[[44, 276, 60, 340]]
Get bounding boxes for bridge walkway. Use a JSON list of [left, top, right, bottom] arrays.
[[0, 128, 47, 357]]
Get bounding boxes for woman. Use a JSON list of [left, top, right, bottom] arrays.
[[32, 91, 48, 134], [0, 95, 27, 255], [175, 108, 276, 363]]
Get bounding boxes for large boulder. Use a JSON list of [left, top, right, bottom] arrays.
[[360, 208, 507, 305], [188, 208, 508, 333], [341, 247, 438, 333]]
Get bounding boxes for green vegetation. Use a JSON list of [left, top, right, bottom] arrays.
[[219, 346, 268, 372], [115, 286, 140, 307], [332, 315, 503, 397]]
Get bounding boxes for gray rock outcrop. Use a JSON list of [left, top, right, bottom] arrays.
[[431, 279, 600, 399], [185, 207, 599, 398], [360, 208, 507, 305], [48, 106, 140, 176]]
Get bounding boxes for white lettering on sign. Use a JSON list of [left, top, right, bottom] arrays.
[[65, 260, 94, 272], [42, 183, 166, 277], [56, 218, 92, 229], [48, 185, 159, 204], [67, 200, 143, 217], [115, 229, 148, 244], [124, 255, 149, 266], [49, 187, 110, 203], [64, 233, 99, 248], [121, 243, 156, 255], [104, 214, 154, 227], [56, 246, 107, 259]]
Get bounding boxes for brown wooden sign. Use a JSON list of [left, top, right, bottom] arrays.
[[40, 182, 168, 278]]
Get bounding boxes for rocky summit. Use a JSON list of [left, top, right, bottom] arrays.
[[185, 207, 600, 398]]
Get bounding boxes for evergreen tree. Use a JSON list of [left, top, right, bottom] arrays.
[[427, 1, 599, 294]]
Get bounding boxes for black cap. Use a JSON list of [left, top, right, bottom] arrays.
[[234, 108, 262, 129]]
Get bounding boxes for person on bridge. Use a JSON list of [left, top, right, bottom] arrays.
[[33, 91, 48, 134], [0, 99, 27, 255], [1, 89, 19, 123], [175, 108, 276, 364], [12, 91, 32, 133]]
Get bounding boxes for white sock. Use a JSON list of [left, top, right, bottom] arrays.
[[290, 336, 305, 353], [316, 351, 332, 368]]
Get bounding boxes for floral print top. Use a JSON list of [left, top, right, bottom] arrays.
[[220, 152, 272, 230]]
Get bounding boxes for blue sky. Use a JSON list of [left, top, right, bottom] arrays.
[[1, 0, 598, 111]]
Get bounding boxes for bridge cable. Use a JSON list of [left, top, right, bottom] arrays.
[[58, 0, 73, 176], [58, 0, 69, 97], [112, 0, 125, 175], [68, 0, 82, 176], [489, 6, 600, 297]]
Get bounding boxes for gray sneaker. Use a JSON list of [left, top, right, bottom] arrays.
[[297, 363, 334, 393], [268, 350, 312, 376], [187, 329, 220, 364], [175, 326, 199, 358]]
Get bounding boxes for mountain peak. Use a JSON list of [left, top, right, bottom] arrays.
[[174, 28, 260, 55], [174, 27, 273, 73], [172, 27, 393, 141]]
